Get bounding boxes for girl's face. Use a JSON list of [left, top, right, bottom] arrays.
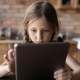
[[27, 16, 54, 43]]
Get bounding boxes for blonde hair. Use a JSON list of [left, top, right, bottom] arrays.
[[21, 1, 59, 43]]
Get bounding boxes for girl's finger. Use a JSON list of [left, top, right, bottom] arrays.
[[54, 68, 70, 75], [8, 49, 14, 60], [54, 71, 71, 79], [4, 54, 10, 62], [55, 76, 70, 80]]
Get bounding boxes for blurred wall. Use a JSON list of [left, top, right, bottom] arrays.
[[0, 0, 80, 38]]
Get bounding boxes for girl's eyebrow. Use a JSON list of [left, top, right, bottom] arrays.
[[43, 27, 50, 28], [42, 27, 51, 29], [30, 28, 36, 29], [31, 27, 50, 29]]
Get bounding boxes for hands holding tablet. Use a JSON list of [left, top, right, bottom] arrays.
[[3, 49, 72, 80], [2, 47, 73, 80]]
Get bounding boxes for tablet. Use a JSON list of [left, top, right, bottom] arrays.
[[15, 42, 70, 80]]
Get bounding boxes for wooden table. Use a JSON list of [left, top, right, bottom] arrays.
[[65, 40, 80, 63]]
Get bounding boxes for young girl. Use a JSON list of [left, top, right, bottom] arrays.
[[0, 1, 80, 80]]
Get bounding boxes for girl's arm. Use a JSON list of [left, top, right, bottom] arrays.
[[66, 53, 80, 80], [0, 61, 9, 78]]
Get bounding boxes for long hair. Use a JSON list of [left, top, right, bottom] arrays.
[[21, 1, 59, 43]]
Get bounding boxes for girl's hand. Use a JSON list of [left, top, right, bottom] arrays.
[[54, 68, 72, 80], [4, 49, 15, 73]]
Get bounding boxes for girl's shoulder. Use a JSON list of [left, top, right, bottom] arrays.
[[53, 36, 63, 42]]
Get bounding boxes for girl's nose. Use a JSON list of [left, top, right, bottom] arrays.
[[36, 32, 42, 41]]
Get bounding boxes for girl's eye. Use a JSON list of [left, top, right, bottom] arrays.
[[31, 30, 36, 32], [43, 30, 49, 32]]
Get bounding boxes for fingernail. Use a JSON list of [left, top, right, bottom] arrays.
[[54, 76, 56, 78]]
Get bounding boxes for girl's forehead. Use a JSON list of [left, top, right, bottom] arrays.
[[28, 16, 51, 28], [28, 18, 37, 25]]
